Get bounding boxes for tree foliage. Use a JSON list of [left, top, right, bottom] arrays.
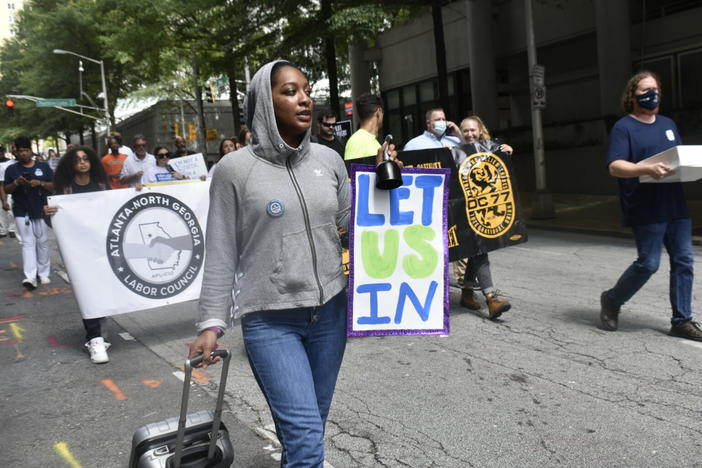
[[0, 0, 430, 142]]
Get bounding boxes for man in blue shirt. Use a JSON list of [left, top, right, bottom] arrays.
[[3, 137, 54, 290], [403, 108, 462, 151], [601, 72, 702, 341]]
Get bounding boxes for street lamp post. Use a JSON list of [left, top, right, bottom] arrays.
[[53, 49, 110, 128]]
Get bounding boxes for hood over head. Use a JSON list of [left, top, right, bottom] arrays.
[[243, 59, 311, 166]]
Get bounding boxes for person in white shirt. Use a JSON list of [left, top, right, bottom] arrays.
[[144, 147, 187, 183], [403, 108, 462, 151], [119, 135, 155, 187]]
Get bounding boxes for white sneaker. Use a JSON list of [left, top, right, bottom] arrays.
[[86, 337, 110, 364], [39, 276, 51, 285], [22, 277, 37, 290]]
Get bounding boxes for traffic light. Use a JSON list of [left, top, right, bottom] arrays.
[[187, 122, 198, 142], [5, 98, 15, 117], [204, 85, 216, 103]]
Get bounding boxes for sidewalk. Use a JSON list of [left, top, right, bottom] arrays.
[[519, 192, 702, 245]]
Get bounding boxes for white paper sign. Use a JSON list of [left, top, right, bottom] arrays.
[[348, 165, 450, 337], [168, 153, 208, 179], [49, 181, 210, 318]]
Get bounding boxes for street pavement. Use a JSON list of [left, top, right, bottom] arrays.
[[0, 235, 277, 467], [2, 221, 702, 466]]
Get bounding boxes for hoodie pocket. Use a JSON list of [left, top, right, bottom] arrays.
[[270, 223, 342, 294]]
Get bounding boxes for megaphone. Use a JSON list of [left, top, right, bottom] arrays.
[[375, 134, 402, 190]]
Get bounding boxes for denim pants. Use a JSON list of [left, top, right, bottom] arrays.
[[241, 290, 347, 468], [462, 253, 495, 295], [607, 218, 694, 325]]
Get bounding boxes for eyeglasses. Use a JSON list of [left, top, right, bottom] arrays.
[[320, 122, 336, 128], [157, 153, 170, 159]]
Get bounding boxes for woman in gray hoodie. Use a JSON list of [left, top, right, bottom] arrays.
[[189, 60, 399, 466]]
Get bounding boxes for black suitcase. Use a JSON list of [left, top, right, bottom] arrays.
[[129, 349, 235, 468]]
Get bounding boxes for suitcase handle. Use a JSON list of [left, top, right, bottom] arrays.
[[186, 349, 229, 369], [174, 349, 232, 468]]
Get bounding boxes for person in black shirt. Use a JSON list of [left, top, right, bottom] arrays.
[[4, 137, 54, 289], [311, 108, 345, 159], [43, 146, 112, 364]]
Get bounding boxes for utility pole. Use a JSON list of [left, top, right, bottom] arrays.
[[525, 0, 555, 219], [192, 56, 208, 155]]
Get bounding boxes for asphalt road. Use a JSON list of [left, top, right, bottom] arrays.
[[2, 228, 702, 467]]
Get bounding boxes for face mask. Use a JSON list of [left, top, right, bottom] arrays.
[[636, 89, 659, 110], [432, 120, 447, 135]]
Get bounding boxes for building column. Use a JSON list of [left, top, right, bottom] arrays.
[[349, 41, 371, 129], [594, 0, 631, 117], [465, 0, 498, 129]]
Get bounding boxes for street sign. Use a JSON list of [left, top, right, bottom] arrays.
[[532, 86, 546, 109], [36, 98, 77, 107], [531, 64, 545, 86]]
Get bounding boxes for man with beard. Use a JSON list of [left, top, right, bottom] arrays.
[[600, 71, 702, 341], [311, 108, 345, 158], [101, 136, 128, 189]]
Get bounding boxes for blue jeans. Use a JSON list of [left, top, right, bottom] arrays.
[[241, 290, 347, 468], [606, 218, 694, 325]]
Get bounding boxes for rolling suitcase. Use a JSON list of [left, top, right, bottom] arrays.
[[129, 349, 234, 468]]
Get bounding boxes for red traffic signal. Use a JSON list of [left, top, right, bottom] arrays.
[[4, 98, 15, 108]]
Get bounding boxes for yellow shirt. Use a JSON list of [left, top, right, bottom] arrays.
[[344, 128, 380, 160]]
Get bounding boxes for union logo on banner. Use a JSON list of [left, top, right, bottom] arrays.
[[106, 193, 205, 299], [48, 181, 210, 318], [458, 152, 516, 239]]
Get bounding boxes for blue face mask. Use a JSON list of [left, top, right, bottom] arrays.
[[432, 120, 447, 136], [636, 89, 659, 110]]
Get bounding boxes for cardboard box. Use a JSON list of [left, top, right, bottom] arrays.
[[638, 145, 702, 183]]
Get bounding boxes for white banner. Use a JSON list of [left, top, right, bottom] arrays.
[[167, 153, 208, 179], [49, 181, 210, 318]]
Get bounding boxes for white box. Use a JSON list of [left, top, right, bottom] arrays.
[[638, 145, 702, 183]]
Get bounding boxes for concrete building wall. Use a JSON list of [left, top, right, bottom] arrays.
[[0, 0, 24, 45], [371, 0, 702, 198]]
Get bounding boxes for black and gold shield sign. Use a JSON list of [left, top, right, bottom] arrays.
[[458, 152, 515, 239], [347, 141, 528, 261]]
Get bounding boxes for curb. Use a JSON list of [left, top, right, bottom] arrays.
[[526, 223, 702, 246]]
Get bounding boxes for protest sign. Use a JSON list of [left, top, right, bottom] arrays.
[[167, 153, 208, 179], [49, 181, 210, 318], [348, 165, 450, 337], [345, 141, 528, 260], [334, 120, 353, 139]]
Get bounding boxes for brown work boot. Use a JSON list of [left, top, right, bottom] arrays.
[[486, 293, 510, 319], [460, 288, 481, 310], [669, 320, 702, 342]]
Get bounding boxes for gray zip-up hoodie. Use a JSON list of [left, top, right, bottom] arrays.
[[197, 60, 350, 332]]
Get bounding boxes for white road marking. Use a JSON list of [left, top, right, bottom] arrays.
[[680, 339, 702, 350], [511, 246, 566, 256], [172, 370, 185, 382], [118, 332, 136, 341]]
